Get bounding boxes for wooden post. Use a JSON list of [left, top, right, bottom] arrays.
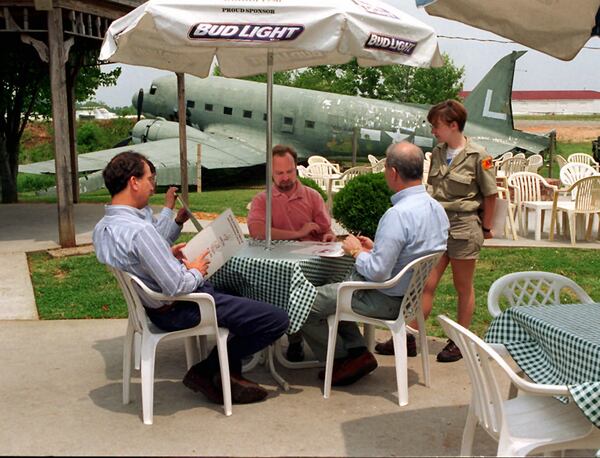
[[176, 72, 188, 204], [351, 126, 359, 167], [67, 68, 79, 203], [548, 130, 556, 178], [196, 143, 202, 193], [48, 7, 76, 247]]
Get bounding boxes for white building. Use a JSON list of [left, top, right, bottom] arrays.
[[75, 107, 119, 120], [461, 90, 600, 115]]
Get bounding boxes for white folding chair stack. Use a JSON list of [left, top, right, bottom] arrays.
[[323, 252, 443, 406], [110, 267, 232, 424]]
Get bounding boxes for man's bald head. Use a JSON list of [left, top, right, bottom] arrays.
[[385, 141, 424, 182]]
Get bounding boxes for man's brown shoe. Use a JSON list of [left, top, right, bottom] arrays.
[[227, 374, 268, 404], [374, 334, 417, 357], [437, 339, 462, 363], [319, 351, 378, 386], [183, 364, 224, 404]]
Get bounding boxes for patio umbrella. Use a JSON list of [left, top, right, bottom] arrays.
[[416, 0, 600, 61], [100, 0, 443, 247]]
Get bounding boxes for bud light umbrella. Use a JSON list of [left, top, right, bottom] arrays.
[[416, 0, 600, 61], [100, 0, 442, 248]]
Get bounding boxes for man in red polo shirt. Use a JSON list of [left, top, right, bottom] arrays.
[[248, 144, 336, 362], [248, 145, 336, 243]]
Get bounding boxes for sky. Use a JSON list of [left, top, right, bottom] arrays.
[[94, 0, 600, 108]]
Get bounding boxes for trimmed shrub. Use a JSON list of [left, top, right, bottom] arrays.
[[299, 176, 327, 201], [332, 172, 392, 239]]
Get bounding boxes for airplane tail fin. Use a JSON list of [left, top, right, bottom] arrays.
[[463, 50, 526, 132]]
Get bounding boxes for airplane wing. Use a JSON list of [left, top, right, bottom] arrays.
[[203, 123, 313, 160], [20, 135, 267, 175]]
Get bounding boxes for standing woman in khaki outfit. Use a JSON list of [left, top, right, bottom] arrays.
[[422, 100, 497, 362]]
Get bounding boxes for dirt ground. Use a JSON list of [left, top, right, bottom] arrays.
[[514, 120, 600, 142]]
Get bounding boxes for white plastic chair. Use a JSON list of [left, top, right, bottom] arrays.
[[487, 271, 593, 319], [307, 155, 341, 173], [555, 154, 568, 170], [371, 158, 386, 173], [437, 315, 600, 457], [110, 267, 232, 424], [560, 162, 599, 200], [296, 164, 308, 178], [323, 252, 443, 406], [496, 157, 527, 178], [525, 154, 543, 173], [304, 162, 340, 192], [568, 153, 600, 171], [512, 152, 525, 159], [550, 175, 600, 245], [327, 165, 372, 209], [507, 172, 558, 240], [367, 154, 380, 167]]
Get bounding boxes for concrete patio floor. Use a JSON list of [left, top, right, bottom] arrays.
[[0, 320, 501, 456]]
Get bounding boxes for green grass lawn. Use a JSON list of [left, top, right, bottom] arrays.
[[28, 245, 600, 338]]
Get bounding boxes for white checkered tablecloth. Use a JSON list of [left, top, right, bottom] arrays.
[[211, 240, 355, 334], [485, 303, 600, 428]]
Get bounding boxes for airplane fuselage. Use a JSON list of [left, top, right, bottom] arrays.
[[139, 75, 434, 159]]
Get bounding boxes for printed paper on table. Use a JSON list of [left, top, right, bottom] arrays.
[[181, 208, 246, 278], [290, 241, 345, 257]]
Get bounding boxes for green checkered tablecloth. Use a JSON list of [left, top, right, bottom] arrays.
[[485, 303, 600, 428], [211, 240, 355, 334]]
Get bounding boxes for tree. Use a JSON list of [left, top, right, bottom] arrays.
[[0, 36, 119, 203], [216, 53, 464, 105]]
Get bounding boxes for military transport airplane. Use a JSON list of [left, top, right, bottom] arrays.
[[21, 51, 549, 190]]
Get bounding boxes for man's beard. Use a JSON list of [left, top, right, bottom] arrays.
[[275, 180, 295, 193]]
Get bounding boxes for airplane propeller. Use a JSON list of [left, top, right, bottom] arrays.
[[111, 88, 144, 148], [136, 88, 144, 122]]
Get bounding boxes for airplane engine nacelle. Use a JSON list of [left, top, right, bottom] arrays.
[[131, 119, 180, 144]]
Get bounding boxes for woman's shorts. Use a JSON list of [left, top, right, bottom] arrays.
[[445, 211, 484, 260]]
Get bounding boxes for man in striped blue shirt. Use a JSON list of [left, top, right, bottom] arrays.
[[93, 151, 289, 405]]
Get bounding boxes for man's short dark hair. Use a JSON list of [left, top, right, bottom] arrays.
[[272, 144, 297, 165], [385, 142, 424, 181], [103, 151, 151, 196], [427, 99, 468, 132]]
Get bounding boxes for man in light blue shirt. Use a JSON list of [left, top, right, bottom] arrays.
[[300, 141, 449, 386], [93, 151, 289, 405]]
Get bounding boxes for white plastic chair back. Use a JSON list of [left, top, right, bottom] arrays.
[[308, 155, 340, 172], [304, 162, 340, 191], [371, 158, 386, 173], [437, 315, 600, 457], [324, 252, 443, 406], [560, 162, 598, 200], [568, 153, 599, 169], [423, 158, 431, 185], [424, 151, 432, 161], [497, 157, 528, 177], [526, 154, 543, 173], [367, 154, 380, 167], [296, 164, 308, 178], [109, 267, 232, 423], [487, 271, 593, 318], [330, 165, 371, 193], [513, 152, 525, 159], [499, 152, 513, 161], [555, 155, 568, 170]]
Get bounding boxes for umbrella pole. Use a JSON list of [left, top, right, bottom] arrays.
[[265, 50, 273, 249]]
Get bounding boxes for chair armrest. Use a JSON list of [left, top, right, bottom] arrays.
[[129, 275, 218, 324]]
